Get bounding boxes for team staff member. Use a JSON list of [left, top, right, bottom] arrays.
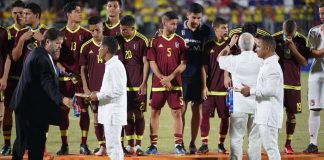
[[175, 3, 214, 154], [241, 36, 284, 160]]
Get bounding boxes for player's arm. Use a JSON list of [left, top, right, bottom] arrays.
[[201, 65, 208, 100], [149, 61, 164, 79], [287, 39, 307, 66], [139, 56, 149, 95], [0, 56, 12, 91], [161, 60, 186, 83], [80, 65, 90, 94], [56, 62, 66, 75], [12, 31, 33, 61], [310, 48, 324, 58]]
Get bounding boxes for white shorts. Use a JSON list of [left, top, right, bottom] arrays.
[[308, 72, 324, 110]]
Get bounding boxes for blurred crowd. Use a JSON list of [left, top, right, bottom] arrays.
[[0, 0, 321, 38]]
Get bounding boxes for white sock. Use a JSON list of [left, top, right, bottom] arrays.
[[309, 110, 321, 145]]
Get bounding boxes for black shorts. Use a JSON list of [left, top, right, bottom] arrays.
[[284, 89, 302, 114], [182, 76, 203, 103]]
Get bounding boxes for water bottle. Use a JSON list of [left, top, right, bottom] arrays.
[[226, 89, 233, 113]]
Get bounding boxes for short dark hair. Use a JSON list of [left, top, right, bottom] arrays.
[[283, 19, 296, 34], [107, 0, 122, 7], [242, 23, 257, 35], [213, 17, 227, 28], [120, 15, 135, 27], [259, 35, 276, 51], [11, 0, 25, 9], [24, 2, 42, 19], [102, 36, 118, 55], [162, 11, 178, 21], [88, 16, 102, 25], [64, 1, 81, 14], [41, 28, 64, 46], [320, 1, 324, 8], [188, 3, 204, 14]]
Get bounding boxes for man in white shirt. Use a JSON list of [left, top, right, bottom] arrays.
[[304, 2, 324, 153], [218, 32, 263, 160], [240, 36, 284, 160], [90, 36, 127, 160]]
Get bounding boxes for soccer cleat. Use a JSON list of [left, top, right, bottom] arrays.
[[174, 144, 185, 155], [145, 144, 158, 155], [303, 143, 318, 153], [56, 145, 69, 155], [218, 143, 227, 153], [125, 145, 135, 155], [94, 146, 106, 156], [1, 144, 12, 155], [188, 144, 197, 154], [80, 144, 91, 155], [93, 147, 100, 154], [284, 144, 294, 154], [123, 147, 133, 156], [197, 144, 209, 154], [135, 146, 144, 156]]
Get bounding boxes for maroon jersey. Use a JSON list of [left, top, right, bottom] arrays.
[[273, 31, 310, 86], [147, 34, 187, 88], [79, 38, 104, 91], [0, 27, 9, 76], [11, 24, 47, 76], [115, 31, 149, 88], [103, 21, 120, 36], [59, 25, 92, 74], [202, 39, 230, 91], [7, 24, 21, 50]]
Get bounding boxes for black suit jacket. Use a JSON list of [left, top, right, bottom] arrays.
[[11, 47, 63, 126]]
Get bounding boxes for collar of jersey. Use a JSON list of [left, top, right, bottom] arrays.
[[92, 38, 101, 47], [162, 33, 175, 41], [66, 25, 81, 34], [123, 30, 137, 42], [213, 37, 228, 46], [105, 20, 120, 29]]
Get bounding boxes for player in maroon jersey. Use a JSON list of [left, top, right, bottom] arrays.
[[56, 2, 92, 155], [146, 11, 187, 155], [115, 15, 149, 156], [103, 0, 121, 36], [1, 0, 25, 155], [272, 19, 310, 154], [79, 16, 106, 156], [199, 17, 232, 154], [0, 26, 9, 148]]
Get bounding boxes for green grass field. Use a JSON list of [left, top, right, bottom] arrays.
[[1, 73, 324, 155]]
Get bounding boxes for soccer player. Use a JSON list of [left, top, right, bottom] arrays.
[[115, 15, 149, 156], [0, 26, 9, 144], [56, 2, 92, 155], [104, 0, 122, 36], [146, 11, 187, 155], [175, 3, 214, 154], [79, 16, 106, 156], [199, 17, 230, 154], [304, 2, 324, 153], [272, 19, 309, 154], [1, 0, 25, 155]]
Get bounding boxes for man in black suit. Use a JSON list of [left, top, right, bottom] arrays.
[[11, 28, 72, 160]]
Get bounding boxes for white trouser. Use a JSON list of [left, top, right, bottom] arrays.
[[230, 112, 261, 160], [308, 72, 324, 109], [258, 124, 281, 160], [104, 124, 124, 160]]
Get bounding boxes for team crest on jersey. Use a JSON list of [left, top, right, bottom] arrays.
[[175, 42, 179, 48], [158, 44, 163, 48], [210, 49, 215, 54], [181, 30, 185, 36], [89, 50, 94, 54]]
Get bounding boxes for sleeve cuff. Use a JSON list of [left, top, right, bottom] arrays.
[[96, 92, 103, 101], [250, 88, 256, 96]]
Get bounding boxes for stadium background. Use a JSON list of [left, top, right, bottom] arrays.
[[0, 0, 323, 154]]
